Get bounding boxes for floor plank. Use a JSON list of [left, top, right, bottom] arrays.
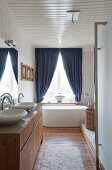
[[33, 127, 96, 170]]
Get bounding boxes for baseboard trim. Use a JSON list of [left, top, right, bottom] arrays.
[[99, 160, 105, 170]]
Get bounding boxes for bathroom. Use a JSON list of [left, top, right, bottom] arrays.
[[0, 0, 112, 170]]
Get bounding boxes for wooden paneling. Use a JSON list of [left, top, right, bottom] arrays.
[[4, 0, 112, 48]]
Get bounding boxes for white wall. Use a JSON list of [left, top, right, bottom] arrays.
[[81, 49, 94, 105], [0, 0, 35, 101], [98, 21, 112, 170]]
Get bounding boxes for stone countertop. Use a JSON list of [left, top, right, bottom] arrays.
[[0, 104, 42, 134]]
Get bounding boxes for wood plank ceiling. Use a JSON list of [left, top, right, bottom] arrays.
[[5, 0, 112, 48]]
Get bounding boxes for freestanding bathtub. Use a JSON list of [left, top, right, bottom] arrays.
[[42, 104, 87, 127]]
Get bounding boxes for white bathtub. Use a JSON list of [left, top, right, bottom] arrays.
[[42, 104, 87, 127]]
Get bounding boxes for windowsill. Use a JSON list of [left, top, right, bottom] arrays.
[[41, 101, 88, 106], [41, 101, 79, 104]]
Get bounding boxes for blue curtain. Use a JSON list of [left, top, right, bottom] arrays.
[[0, 48, 8, 80], [9, 48, 18, 83], [61, 48, 82, 101], [35, 48, 59, 102]]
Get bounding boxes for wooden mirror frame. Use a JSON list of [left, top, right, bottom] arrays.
[[26, 66, 31, 80], [21, 62, 27, 80], [30, 68, 34, 81], [21, 62, 34, 81]]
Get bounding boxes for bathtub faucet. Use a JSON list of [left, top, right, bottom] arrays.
[[1, 96, 12, 110], [82, 92, 91, 106], [18, 93, 24, 103]]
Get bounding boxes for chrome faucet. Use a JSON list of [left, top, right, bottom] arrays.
[[18, 93, 24, 103], [1, 93, 13, 101], [1, 96, 12, 110], [82, 92, 90, 106]]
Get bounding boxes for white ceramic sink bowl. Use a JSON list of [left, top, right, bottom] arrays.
[[12, 102, 37, 111], [0, 109, 28, 125], [55, 95, 65, 103]]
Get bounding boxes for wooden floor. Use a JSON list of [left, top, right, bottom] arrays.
[[33, 127, 96, 170]]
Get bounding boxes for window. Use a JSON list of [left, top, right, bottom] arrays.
[[0, 53, 18, 98], [44, 53, 75, 102]]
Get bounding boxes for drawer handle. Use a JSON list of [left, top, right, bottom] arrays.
[[98, 144, 102, 146]]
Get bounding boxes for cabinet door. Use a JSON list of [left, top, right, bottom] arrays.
[[0, 134, 20, 170], [34, 122, 40, 158], [20, 120, 34, 150], [39, 117, 43, 145], [34, 117, 43, 158], [20, 132, 35, 170], [20, 116, 43, 170]]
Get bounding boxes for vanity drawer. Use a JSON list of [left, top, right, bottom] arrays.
[[20, 119, 34, 150], [20, 130, 35, 170], [33, 109, 42, 127]]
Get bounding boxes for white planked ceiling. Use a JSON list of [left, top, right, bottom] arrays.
[[5, 0, 112, 48]]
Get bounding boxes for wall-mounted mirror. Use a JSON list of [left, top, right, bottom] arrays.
[[0, 37, 18, 98]]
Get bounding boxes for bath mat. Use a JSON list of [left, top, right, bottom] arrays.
[[40, 144, 85, 170]]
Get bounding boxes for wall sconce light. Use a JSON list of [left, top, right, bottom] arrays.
[[5, 40, 16, 47]]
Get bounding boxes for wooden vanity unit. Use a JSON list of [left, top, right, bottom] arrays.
[[0, 106, 43, 170]]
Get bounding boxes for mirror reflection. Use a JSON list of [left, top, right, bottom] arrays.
[[0, 45, 18, 99]]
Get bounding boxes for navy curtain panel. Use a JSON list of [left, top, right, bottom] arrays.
[[61, 48, 82, 101], [35, 48, 59, 102], [9, 48, 18, 83], [0, 48, 8, 80]]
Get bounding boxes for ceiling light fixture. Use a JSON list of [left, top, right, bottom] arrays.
[[66, 10, 80, 23], [5, 40, 16, 47]]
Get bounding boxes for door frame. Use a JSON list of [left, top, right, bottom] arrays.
[[94, 22, 107, 170]]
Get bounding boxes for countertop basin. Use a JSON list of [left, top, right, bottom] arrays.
[[12, 102, 38, 111], [0, 109, 28, 125], [55, 95, 65, 103]]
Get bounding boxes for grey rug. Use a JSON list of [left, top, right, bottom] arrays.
[[40, 144, 85, 170]]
